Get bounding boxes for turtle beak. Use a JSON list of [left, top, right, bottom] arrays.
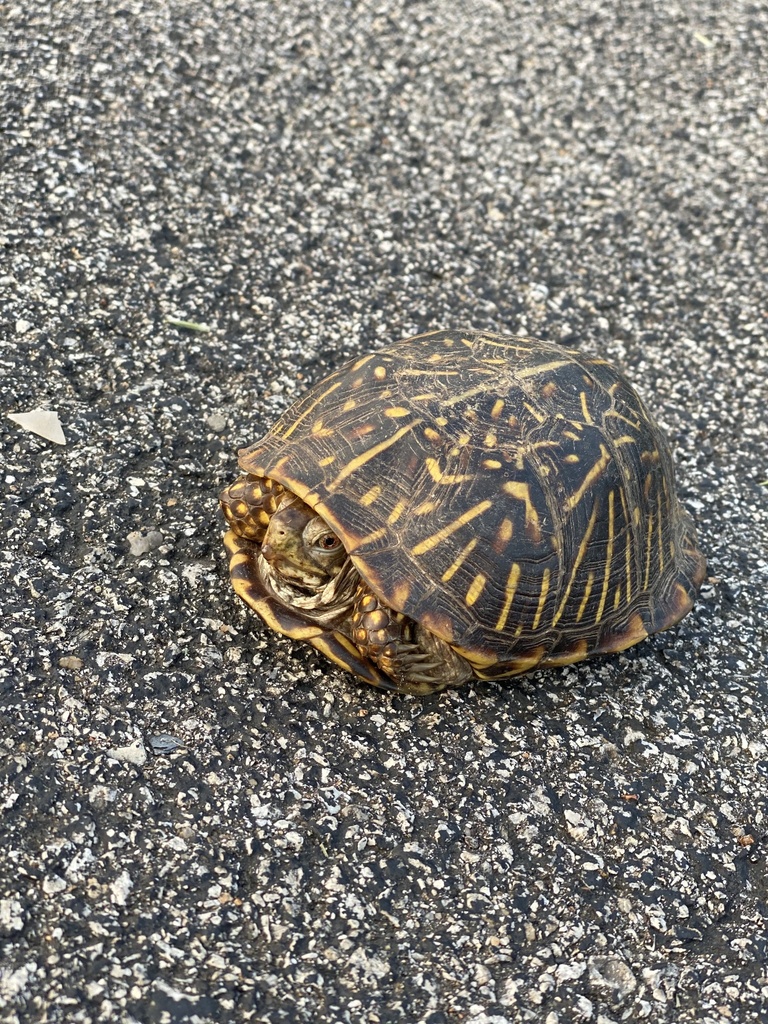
[[261, 538, 293, 569]]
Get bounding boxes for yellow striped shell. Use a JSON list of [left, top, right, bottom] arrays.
[[232, 329, 706, 680]]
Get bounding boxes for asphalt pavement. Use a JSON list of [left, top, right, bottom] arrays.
[[1, 2, 767, 1022]]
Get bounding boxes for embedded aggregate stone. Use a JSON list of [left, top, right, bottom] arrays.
[[1, 2, 767, 1024]]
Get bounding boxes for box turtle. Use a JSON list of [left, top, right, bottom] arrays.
[[220, 330, 705, 695]]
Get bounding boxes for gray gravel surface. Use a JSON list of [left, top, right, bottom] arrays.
[[2, 2, 767, 1022]]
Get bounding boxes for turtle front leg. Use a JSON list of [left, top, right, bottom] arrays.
[[219, 474, 284, 543], [350, 587, 472, 695]]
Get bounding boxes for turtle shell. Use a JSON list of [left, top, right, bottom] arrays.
[[236, 330, 706, 680]]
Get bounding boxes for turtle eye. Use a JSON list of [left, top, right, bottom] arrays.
[[317, 533, 342, 551]]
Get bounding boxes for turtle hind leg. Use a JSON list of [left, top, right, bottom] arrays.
[[351, 587, 472, 695], [220, 474, 284, 543]]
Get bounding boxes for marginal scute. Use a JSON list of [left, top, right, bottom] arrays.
[[542, 640, 589, 667], [226, 328, 706, 690], [592, 613, 649, 656]]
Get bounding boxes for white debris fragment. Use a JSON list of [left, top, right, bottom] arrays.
[[110, 870, 133, 906], [0, 899, 25, 933], [42, 875, 67, 895], [0, 961, 38, 1001], [59, 655, 84, 671], [88, 784, 117, 806], [107, 741, 148, 766], [127, 530, 164, 556], [7, 408, 66, 445], [206, 412, 227, 432], [554, 961, 587, 983]]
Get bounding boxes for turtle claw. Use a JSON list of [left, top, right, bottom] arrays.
[[378, 644, 450, 692]]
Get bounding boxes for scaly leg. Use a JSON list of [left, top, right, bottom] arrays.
[[350, 586, 472, 695], [220, 474, 284, 543]]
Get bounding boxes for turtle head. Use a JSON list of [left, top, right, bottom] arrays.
[[261, 492, 346, 589]]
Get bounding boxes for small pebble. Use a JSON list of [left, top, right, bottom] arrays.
[[206, 413, 227, 432], [107, 741, 148, 767], [58, 655, 84, 671], [148, 734, 183, 755], [127, 530, 164, 556]]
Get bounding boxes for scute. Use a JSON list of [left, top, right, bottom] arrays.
[[237, 329, 705, 672]]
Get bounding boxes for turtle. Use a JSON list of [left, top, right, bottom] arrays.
[[220, 329, 706, 695]]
